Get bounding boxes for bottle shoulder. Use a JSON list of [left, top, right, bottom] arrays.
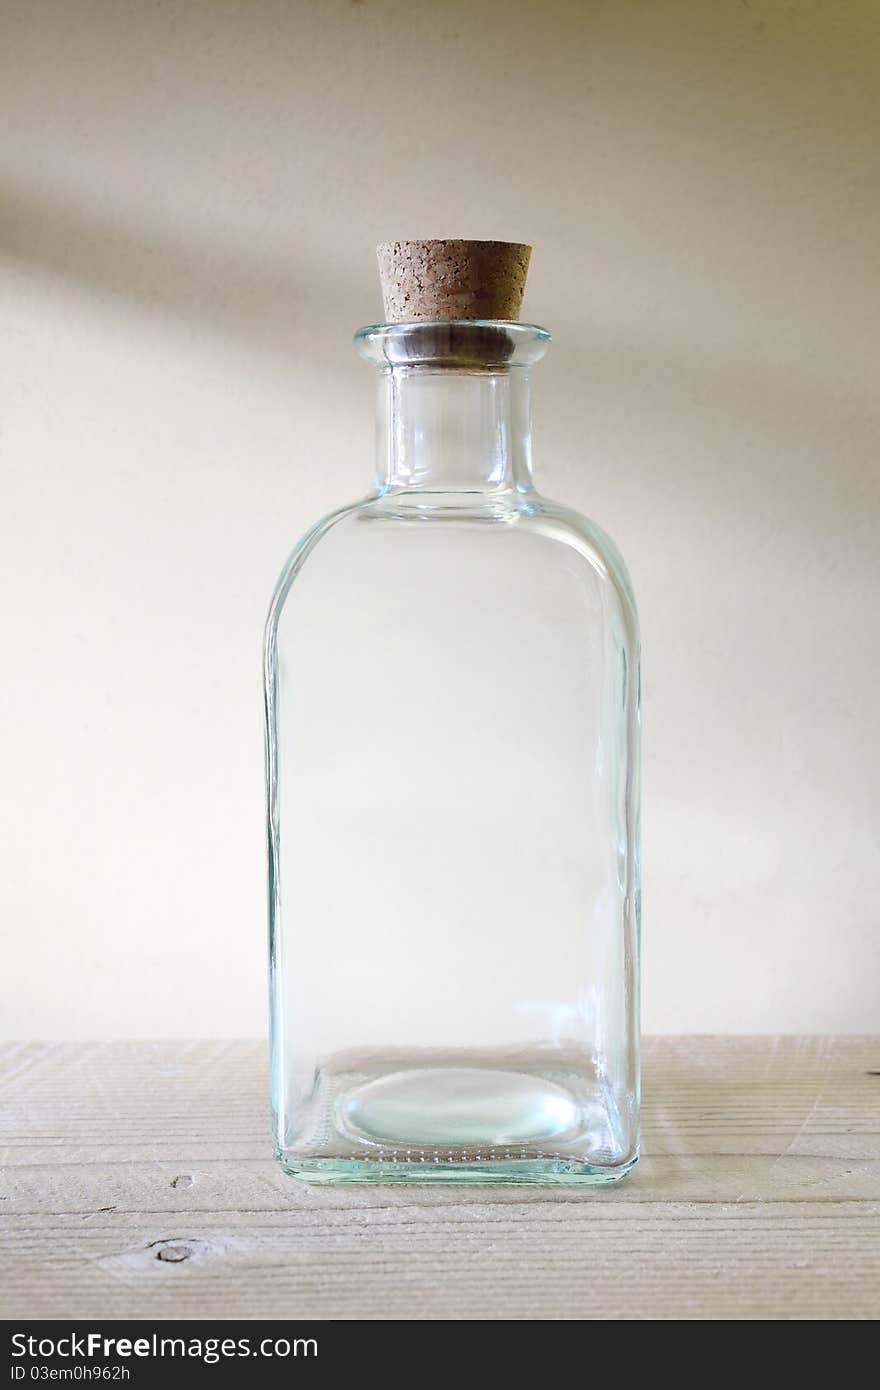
[[518, 496, 639, 628], [264, 494, 376, 639], [265, 490, 638, 643]]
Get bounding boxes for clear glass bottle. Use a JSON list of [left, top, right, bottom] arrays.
[[264, 246, 640, 1184]]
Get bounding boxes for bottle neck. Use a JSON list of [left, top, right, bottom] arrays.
[[375, 366, 534, 497]]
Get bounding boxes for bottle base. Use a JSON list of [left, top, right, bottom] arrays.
[[274, 1053, 638, 1185], [277, 1151, 639, 1186]]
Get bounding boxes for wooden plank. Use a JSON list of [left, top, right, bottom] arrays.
[[1, 1038, 878, 1319]]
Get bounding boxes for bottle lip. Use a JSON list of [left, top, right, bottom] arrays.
[[354, 320, 551, 369]]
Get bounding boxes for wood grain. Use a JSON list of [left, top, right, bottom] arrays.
[[1, 1037, 878, 1319]]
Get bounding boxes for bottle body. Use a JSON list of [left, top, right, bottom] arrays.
[[265, 323, 640, 1183]]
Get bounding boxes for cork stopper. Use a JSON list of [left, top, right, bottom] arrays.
[[377, 240, 531, 323]]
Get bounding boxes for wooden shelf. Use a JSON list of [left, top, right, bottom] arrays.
[[1, 1037, 878, 1319]]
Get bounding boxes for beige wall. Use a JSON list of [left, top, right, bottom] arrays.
[[2, 0, 878, 1037]]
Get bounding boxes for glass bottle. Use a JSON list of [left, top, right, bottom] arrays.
[[264, 240, 640, 1184]]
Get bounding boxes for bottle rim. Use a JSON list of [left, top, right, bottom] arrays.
[[354, 320, 551, 369]]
